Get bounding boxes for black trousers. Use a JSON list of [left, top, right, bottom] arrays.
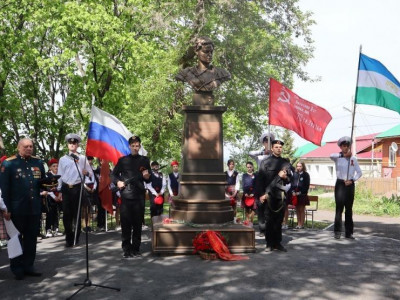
[[334, 180, 355, 236], [10, 214, 40, 276], [120, 198, 145, 252], [257, 201, 266, 233], [97, 204, 106, 228], [45, 203, 59, 231], [61, 184, 82, 245], [149, 194, 163, 218], [264, 200, 285, 248]]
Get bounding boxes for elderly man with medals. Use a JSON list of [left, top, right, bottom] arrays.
[[0, 138, 46, 280]]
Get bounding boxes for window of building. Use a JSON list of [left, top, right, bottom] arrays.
[[389, 146, 397, 167], [328, 166, 333, 178]]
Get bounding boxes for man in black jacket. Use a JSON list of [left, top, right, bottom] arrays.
[[255, 140, 290, 252], [111, 136, 151, 258]]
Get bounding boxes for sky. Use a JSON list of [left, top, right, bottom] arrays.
[[291, 0, 400, 147]]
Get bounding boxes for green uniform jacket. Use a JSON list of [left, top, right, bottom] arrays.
[[0, 154, 46, 215]]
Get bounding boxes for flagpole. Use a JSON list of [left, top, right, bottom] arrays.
[[268, 78, 272, 151], [347, 45, 362, 180]]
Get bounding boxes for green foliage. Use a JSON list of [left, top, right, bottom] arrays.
[[0, 0, 315, 163], [314, 186, 400, 217], [280, 129, 297, 163]]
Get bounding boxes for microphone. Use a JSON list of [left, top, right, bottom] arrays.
[[70, 153, 79, 161]]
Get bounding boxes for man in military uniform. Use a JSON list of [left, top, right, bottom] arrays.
[[0, 138, 46, 280], [57, 133, 93, 247], [255, 139, 290, 252], [111, 136, 151, 258], [249, 132, 275, 237], [330, 136, 362, 240]]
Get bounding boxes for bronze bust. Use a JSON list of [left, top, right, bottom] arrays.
[[176, 37, 231, 105]]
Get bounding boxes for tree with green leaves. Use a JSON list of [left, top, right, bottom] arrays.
[[0, 0, 315, 164]]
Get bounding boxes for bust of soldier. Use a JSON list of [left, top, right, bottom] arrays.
[[176, 37, 231, 105]]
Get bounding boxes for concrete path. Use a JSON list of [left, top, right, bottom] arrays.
[[0, 211, 399, 300]]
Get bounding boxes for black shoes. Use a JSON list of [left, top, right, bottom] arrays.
[[274, 244, 287, 252], [265, 247, 273, 252], [265, 244, 287, 252], [334, 232, 341, 239], [15, 273, 24, 280], [25, 270, 42, 277], [123, 251, 133, 258], [345, 234, 355, 240], [123, 249, 142, 258]]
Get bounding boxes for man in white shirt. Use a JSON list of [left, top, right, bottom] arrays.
[[330, 136, 362, 240], [57, 133, 93, 247]]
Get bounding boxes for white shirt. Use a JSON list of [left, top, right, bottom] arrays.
[[249, 148, 270, 169], [57, 153, 94, 189], [0, 189, 7, 211], [330, 153, 362, 181]]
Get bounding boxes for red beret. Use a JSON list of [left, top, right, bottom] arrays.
[[0, 155, 7, 163], [171, 160, 179, 166], [48, 158, 59, 166]]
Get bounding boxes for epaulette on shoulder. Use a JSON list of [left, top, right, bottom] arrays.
[[6, 155, 17, 161]]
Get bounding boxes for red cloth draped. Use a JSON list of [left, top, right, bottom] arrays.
[[206, 231, 249, 261], [99, 160, 113, 214]]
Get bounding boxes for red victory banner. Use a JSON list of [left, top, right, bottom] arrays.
[[269, 78, 332, 146]]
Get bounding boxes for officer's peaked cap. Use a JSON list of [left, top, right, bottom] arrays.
[[260, 132, 276, 144], [337, 136, 351, 146], [65, 133, 81, 143]]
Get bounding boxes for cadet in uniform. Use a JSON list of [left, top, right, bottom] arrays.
[[168, 160, 180, 199], [255, 139, 290, 252], [147, 161, 166, 218], [225, 159, 240, 218], [0, 138, 46, 280], [249, 132, 275, 236], [57, 133, 93, 247], [111, 136, 151, 258], [330, 136, 362, 239]]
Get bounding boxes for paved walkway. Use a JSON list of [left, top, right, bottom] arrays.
[[0, 211, 399, 300]]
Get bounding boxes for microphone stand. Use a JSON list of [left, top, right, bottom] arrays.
[[67, 154, 120, 299]]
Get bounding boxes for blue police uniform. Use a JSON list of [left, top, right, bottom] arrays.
[[0, 154, 45, 278]]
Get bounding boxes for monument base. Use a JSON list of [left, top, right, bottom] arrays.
[[151, 215, 256, 254]]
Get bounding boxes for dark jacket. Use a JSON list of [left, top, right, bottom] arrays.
[[0, 154, 46, 215], [111, 154, 151, 200]]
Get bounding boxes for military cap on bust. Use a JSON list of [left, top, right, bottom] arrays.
[[128, 135, 141, 144], [65, 133, 81, 144], [271, 139, 284, 146], [337, 136, 352, 147], [259, 132, 276, 144]]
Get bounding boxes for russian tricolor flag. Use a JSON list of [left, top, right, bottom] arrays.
[[86, 106, 133, 164]]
